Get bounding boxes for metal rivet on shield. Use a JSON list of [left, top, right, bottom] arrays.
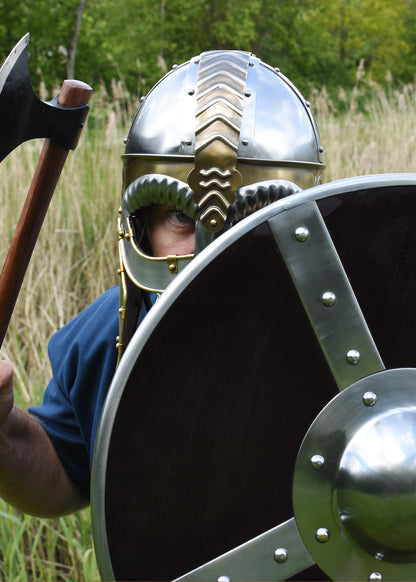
[[295, 226, 309, 242], [274, 547, 288, 562], [362, 391, 377, 407], [346, 349, 360, 365], [368, 572, 383, 581], [310, 454, 325, 469], [315, 528, 330, 543], [322, 291, 336, 307]]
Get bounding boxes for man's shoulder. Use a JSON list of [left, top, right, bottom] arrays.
[[68, 285, 118, 326], [80, 286, 120, 317], [49, 286, 120, 356]]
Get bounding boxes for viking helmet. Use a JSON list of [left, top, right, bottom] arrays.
[[116, 50, 325, 358]]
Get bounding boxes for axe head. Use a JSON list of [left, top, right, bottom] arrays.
[[0, 34, 90, 162]]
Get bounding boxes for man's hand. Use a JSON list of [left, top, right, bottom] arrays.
[[0, 360, 88, 517]]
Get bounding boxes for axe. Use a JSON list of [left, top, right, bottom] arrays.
[[0, 34, 92, 347]]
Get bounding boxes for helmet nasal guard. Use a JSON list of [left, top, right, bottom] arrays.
[[116, 50, 325, 358]]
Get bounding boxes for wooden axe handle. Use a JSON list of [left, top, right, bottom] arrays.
[[0, 80, 92, 348]]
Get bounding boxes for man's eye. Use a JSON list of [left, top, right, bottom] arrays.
[[170, 210, 194, 225]]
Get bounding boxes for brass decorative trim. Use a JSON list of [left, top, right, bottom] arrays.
[[187, 51, 251, 232]]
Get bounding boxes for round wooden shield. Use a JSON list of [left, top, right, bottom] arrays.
[[91, 174, 416, 581]]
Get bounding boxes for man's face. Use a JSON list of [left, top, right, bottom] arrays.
[[147, 205, 195, 257]]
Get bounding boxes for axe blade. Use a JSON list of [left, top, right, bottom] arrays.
[[0, 33, 29, 93], [0, 33, 89, 162]]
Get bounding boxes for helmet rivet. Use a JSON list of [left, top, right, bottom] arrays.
[[249, 61, 254, 67], [168, 264, 176, 273], [140, 96, 145, 102], [295, 226, 309, 242], [319, 146, 325, 153], [182, 139, 192, 146], [315, 528, 330, 543], [217, 577, 230, 582], [305, 100, 311, 107], [369, 573, 383, 581], [274, 548, 288, 562], [245, 91, 251, 97], [188, 89, 195, 95], [210, 218, 218, 228], [172, 63, 178, 69], [310, 454, 325, 469], [241, 138, 249, 145], [346, 349, 361, 365], [362, 391, 377, 407], [322, 291, 336, 306], [275, 67, 281, 72]]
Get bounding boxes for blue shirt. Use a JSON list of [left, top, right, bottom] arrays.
[[29, 286, 150, 500]]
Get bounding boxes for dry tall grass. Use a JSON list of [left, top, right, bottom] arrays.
[[315, 82, 416, 180], [0, 80, 415, 580]]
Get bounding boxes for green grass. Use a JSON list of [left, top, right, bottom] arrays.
[[0, 505, 98, 581], [0, 79, 416, 580]]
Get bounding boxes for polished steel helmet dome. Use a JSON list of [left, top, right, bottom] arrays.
[[123, 50, 324, 232]]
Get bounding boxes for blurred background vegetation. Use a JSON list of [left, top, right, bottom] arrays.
[[1, 0, 416, 102]]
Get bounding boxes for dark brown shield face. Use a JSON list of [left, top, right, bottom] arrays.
[[92, 175, 416, 581]]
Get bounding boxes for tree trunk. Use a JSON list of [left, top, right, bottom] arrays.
[[67, 0, 86, 79], [339, 3, 347, 63]]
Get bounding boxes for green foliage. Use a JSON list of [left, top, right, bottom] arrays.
[[1, 0, 414, 99], [0, 503, 99, 581]]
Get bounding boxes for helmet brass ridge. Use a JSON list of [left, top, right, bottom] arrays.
[[117, 49, 326, 359]]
